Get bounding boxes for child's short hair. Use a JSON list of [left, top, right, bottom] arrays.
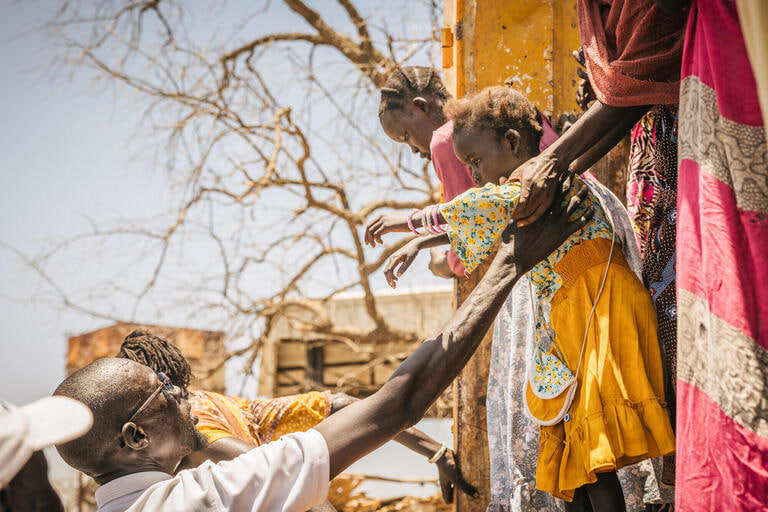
[[445, 84, 543, 154], [378, 66, 450, 116]]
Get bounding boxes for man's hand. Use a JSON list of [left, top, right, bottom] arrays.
[[364, 212, 411, 247], [435, 449, 478, 503], [510, 152, 565, 227], [501, 172, 594, 273]]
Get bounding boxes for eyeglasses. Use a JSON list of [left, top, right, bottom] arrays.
[[125, 372, 175, 424]]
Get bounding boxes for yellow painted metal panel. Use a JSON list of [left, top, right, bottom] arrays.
[[444, 0, 580, 119], [473, 1, 554, 110], [552, 2, 581, 117]]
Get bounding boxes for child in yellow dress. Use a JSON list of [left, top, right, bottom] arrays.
[[365, 86, 675, 509]]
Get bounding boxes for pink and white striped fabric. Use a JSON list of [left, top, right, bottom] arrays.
[[676, 2, 768, 510]]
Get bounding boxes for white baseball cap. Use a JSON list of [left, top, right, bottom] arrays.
[[0, 396, 93, 487]]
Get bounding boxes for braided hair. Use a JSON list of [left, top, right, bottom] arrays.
[[378, 66, 450, 116], [116, 330, 193, 389]]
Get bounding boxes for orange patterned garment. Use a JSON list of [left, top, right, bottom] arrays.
[[189, 390, 331, 446]]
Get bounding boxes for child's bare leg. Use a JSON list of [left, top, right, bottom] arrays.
[[583, 471, 626, 512], [564, 487, 593, 512]]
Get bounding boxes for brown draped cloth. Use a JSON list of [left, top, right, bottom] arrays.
[[577, 0, 685, 107]]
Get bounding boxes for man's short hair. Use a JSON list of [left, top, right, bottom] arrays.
[[54, 358, 149, 476]]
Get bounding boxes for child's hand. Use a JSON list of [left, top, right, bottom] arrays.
[[428, 248, 454, 279], [364, 212, 411, 247], [383, 239, 420, 287]]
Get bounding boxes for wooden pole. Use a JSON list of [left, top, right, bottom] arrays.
[[442, 2, 584, 510]]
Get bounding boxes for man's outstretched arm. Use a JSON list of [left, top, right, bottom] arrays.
[[315, 180, 593, 477]]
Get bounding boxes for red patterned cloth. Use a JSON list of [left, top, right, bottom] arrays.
[[627, 105, 679, 485], [577, 0, 686, 107], [676, 1, 768, 510]]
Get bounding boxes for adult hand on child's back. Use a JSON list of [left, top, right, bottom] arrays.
[[364, 212, 411, 247], [501, 172, 593, 273], [510, 152, 564, 227], [383, 239, 420, 288]]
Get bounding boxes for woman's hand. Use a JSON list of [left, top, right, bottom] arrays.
[[435, 449, 478, 504], [383, 239, 421, 288], [364, 212, 411, 247], [574, 47, 595, 111], [510, 152, 565, 227]]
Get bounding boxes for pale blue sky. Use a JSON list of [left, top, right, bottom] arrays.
[[0, 1, 171, 404], [0, 0, 444, 404], [0, 2, 451, 497]]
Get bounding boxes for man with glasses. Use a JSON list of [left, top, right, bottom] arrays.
[[53, 182, 592, 512]]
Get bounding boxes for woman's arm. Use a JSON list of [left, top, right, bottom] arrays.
[[512, 101, 650, 226], [569, 111, 646, 173]]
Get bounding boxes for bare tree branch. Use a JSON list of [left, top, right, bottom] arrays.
[[33, 0, 443, 396]]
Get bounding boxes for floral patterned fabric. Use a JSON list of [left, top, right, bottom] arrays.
[[190, 390, 331, 447], [439, 178, 612, 300], [529, 349, 575, 399]]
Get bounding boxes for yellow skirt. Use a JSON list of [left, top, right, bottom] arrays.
[[527, 239, 676, 500]]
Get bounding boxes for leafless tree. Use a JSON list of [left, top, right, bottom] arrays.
[[31, 1, 446, 391]]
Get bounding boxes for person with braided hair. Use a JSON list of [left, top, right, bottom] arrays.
[[378, 66, 475, 279], [116, 330, 478, 504]]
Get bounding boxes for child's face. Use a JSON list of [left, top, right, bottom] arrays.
[[380, 103, 441, 160], [453, 125, 528, 185]]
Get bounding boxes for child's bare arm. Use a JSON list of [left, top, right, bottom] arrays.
[[364, 211, 411, 247], [365, 207, 447, 247], [383, 233, 449, 288]]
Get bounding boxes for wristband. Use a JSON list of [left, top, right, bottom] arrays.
[[432, 205, 445, 233], [407, 209, 422, 235], [428, 442, 448, 464]]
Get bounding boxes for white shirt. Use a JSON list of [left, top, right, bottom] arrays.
[[95, 429, 330, 512]]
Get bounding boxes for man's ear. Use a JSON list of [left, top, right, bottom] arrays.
[[412, 96, 429, 113], [504, 128, 521, 155], [121, 422, 150, 450]]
